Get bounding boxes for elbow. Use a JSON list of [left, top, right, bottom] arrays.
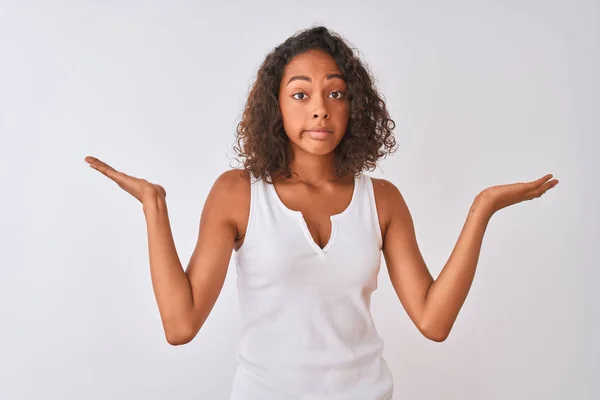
[[165, 323, 197, 346], [419, 320, 449, 343], [166, 333, 192, 346], [424, 330, 449, 342], [166, 312, 206, 345]]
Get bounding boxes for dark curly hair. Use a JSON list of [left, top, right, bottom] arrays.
[[232, 25, 398, 184]]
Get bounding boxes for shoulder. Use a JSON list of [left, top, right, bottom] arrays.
[[209, 168, 252, 238], [210, 168, 252, 210], [369, 176, 397, 194], [369, 176, 402, 207], [214, 168, 251, 189], [368, 176, 406, 236]]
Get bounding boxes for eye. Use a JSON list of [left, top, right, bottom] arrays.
[[292, 92, 307, 100], [292, 91, 345, 101]]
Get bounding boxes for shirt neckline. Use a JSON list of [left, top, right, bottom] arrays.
[[267, 175, 361, 255]]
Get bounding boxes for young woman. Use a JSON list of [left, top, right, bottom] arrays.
[[84, 26, 559, 399]]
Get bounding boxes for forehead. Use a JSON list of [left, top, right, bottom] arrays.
[[282, 49, 341, 77]]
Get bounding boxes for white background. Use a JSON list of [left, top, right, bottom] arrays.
[[1, 0, 598, 399]]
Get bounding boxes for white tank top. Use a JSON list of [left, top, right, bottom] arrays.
[[231, 173, 394, 399]]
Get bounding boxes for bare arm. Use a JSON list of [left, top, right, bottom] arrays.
[[382, 188, 491, 342], [421, 175, 558, 341], [85, 156, 241, 346], [143, 170, 241, 345], [380, 174, 557, 342], [179, 170, 243, 343], [142, 196, 193, 345], [419, 197, 492, 341]]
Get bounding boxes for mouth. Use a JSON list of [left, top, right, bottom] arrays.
[[305, 129, 333, 140]]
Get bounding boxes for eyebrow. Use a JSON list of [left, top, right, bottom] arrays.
[[285, 73, 346, 87]]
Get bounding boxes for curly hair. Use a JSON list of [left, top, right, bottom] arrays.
[[232, 25, 398, 184]]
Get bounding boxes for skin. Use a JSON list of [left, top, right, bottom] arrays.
[[278, 48, 349, 182], [272, 48, 354, 249], [84, 50, 559, 345]]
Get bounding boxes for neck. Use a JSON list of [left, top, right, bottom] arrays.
[[285, 148, 339, 186]]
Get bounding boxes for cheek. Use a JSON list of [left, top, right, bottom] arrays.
[[278, 108, 296, 139], [331, 98, 349, 112], [334, 103, 350, 123], [280, 104, 303, 127]]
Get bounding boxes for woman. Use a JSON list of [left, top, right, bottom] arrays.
[[84, 25, 559, 399]]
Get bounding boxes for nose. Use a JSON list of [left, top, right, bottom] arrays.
[[312, 97, 329, 119]]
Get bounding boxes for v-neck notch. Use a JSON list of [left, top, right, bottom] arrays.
[[267, 175, 360, 255]]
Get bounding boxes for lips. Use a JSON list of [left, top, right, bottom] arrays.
[[307, 126, 332, 133], [305, 129, 332, 140]]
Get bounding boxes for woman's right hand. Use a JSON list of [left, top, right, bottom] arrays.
[[84, 156, 166, 206]]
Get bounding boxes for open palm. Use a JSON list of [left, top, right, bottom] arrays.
[[480, 173, 559, 213], [84, 156, 165, 205]]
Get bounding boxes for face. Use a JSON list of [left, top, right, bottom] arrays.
[[278, 49, 349, 156]]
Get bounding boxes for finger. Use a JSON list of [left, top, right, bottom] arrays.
[[86, 156, 129, 185], [547, 179, 559, 190], [529, 174, 553, 188], [87, 157, 118, 178], [534, 179, 559, 198]]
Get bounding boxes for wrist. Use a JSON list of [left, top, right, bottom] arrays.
[[472, 194, 495, 220], [142, 194, 165, 215]]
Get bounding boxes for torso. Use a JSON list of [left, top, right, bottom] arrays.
[[229, 169, 395, 398], [228, 169, 391, 251]]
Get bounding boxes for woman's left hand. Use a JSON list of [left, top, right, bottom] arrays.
[[478, 173, 559, 214]]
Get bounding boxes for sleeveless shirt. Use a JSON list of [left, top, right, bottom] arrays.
[[230, 173, 394, 399]]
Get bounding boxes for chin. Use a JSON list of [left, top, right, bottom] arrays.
[[297, 142, 340, 156]]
